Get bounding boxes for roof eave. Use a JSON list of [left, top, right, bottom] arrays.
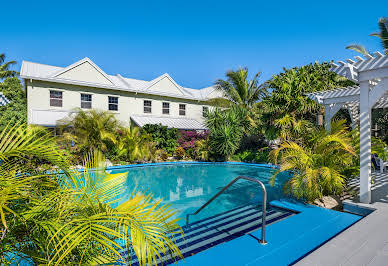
[[21, 75, 208, 101]]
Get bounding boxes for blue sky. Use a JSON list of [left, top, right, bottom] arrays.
[[2, 0, 387, 89]]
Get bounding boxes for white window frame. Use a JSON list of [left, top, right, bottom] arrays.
[[50, 90, 63, 107], [108, 96, 118, 111], [179, 104, 186, 116], [81, 93, 92, 109], [162, 102, 170, 114], [144, 100, 152, 113]]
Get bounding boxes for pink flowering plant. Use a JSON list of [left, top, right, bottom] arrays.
[[177, 130, 209, 158]]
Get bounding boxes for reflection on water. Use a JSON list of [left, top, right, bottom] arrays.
[[111, 164, 290, 224]]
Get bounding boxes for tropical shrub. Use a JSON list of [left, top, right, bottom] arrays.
[[117, 125, 155, 162], [194, 139, 210, 161], [178, 130, 208, 158], [231, 150, 256, 162], [372, 137, 388, 161], [0, 77, 27, 132], [174, 146, 186, 159], [58, 109, 120, 156], [259, 62, 354, 141], [156, 149, 169, 161], [270, 120, 357, 201], [143, 124, 179, 154], [255, 147, 270, 163], [0, 123, 182, 265], [205, 106, 250, 160]]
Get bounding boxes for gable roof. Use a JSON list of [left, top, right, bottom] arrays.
[[20, 58, 219, 101], [50, 57, 115, 85]]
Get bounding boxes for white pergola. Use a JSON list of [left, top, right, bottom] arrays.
[[308, 50, 388, 204]]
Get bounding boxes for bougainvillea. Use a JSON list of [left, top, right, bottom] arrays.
[[178, 130, 209, 150]]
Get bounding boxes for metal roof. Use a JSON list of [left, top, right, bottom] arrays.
[[20, 58, 223, 101], [130, 115, 207, 130], [0, 92, 10, 106]]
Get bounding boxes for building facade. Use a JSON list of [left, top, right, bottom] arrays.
[[20, 58, 223, 130]]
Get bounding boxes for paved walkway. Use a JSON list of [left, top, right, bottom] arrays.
[[296, 172, 388, 266]]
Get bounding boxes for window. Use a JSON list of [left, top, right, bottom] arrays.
[[162, 102, 170, 114], [50, 90, 63, 107], [108, 96, 118, 111], [81, 94, 92, 109], [144, 100, 152, 113], [179, 104, 186, 116], [202, 106, 209, 117]]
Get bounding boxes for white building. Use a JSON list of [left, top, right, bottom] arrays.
[[20, 58, 223, 130]]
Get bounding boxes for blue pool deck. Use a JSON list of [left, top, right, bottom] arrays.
[[296, 171, 388, 266], [180, 199, 362, 266]]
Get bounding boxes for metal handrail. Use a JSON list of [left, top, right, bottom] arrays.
[[186, 175, 268, 244]]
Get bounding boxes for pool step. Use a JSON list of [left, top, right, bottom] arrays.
[[120, 204, 294, 265]]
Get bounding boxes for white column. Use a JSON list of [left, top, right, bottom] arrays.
[[324, 103, 343, 132], [324, 105, 331, 131], [359, 81, 371, 203]]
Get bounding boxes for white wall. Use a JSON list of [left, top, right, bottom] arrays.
[[26, 80, 210, 127]]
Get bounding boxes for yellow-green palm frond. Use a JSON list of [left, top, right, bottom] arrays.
[[0, 122, 69, 172], [44, 150, 182, 265]]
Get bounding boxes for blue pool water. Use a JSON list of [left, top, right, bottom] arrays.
[[109, 163, 291, 224]]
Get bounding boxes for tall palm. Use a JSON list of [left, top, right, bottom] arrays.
[[58, 109, 120, 154], [215, 67, 267, 109], [0, 54, 18, 79], [269, 120, 356, 201], [347, 17, 388, 55]]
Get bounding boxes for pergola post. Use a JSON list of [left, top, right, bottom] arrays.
[[324, 103, 343, 132], [359, 81, 372, 203], [308, 51, 388, 204]]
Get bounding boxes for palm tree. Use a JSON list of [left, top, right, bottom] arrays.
[[0, 53, 18, 79], [0, 122, 182, 265], [215, 67, 267, 109], [347, 17, 388, 55], [58, 109, 120, 154], [118, 125, 155, 162], [269, 120, 356, 201]]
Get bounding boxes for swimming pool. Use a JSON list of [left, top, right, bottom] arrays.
[[110, 162, 291, 224], [111, 162, 363, 265]]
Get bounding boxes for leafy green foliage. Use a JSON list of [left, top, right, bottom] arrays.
[[117, 125, 155, 162], [0, 123, 182, 265], [372, 137, 388, 161], [259, 62, 353, 140], [205, 106, 250, 160], [174, 146, 185, 159], [142, 124, 179, 154], [58, 109, 120, 155], [0, 53, 18, 79], [0, 78, 27, 132], [215, 67, 268, 108], [269, 120, 357, 201]]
